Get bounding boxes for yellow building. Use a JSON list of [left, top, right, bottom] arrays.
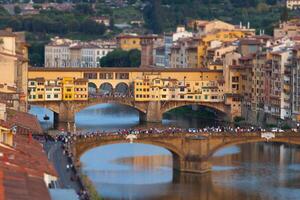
[[0, 122, 14, 146], [62, 77, 75, 101], [28, 68, 244, 119], [28, 77, 88, 102], [134, 71, 224, 102], [197, 30, 249, 67], [116, 35, 141, 51], [74, 78, 88, 101], [134, 79, 151, 101]]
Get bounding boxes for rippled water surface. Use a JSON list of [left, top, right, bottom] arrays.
[[30, 104, 300, 200]]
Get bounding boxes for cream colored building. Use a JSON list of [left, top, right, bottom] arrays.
[[45, 37, 116, 68], [189, 19, 255, 36], [0, 28, 28, 112], [287, 0, 300, 9], [45, 79, 62, 101], [274, 19, 300, 39]]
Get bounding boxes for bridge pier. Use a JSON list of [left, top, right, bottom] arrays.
[[175, 159, 212, 174], [53, 112, 59, 128], [140, 101, 163, 123], [57, 102, 75, 123]]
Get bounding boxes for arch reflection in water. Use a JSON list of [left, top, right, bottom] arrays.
[[75, 104, 140, 131], [80, 143, 173, 199], [81, 142, 300, 200]]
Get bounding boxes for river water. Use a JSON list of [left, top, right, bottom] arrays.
[[30, 104, 300, 200]]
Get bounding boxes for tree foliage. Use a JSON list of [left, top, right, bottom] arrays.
[[143, 0, 288, 35], [100, 49, 141, 67], [143, 0, 163, 34]]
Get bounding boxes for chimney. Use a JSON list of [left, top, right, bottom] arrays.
[[247, 22, 250, 29], [0, 103, 7, 121], [239, 22, 242, 29]]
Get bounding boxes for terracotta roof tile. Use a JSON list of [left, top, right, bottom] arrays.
[[6, 109, 43, 134], [0, 134, 57, 200]]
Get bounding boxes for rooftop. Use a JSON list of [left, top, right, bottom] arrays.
[[0, 134, 57, 200]]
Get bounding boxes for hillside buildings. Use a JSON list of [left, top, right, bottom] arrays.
[[40, 18, 300, 125], [286, 0, 300, 9], [44, 37, 116, 68], [274, 19, 300, 39]]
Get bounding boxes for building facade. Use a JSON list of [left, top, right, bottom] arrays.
[[0, 28, 29, 112], [45, 37, 116, 68], [287, 0, 300, 9]]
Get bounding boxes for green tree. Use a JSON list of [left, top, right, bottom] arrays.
[[128, 49, 141, 67], [0, 6, 9, 16], [280, 7, 289, 22], [100, 49, 141, 67], [14, 6, 21, 15], [80, 19, 106, 35], [143, 0, 163, 33], [75, 3, 94, 15]]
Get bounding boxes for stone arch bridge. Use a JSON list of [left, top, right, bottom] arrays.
[[29, 97, 230, 125], [73, 132, 300, 173]]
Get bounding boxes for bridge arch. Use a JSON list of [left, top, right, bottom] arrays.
[[99, 82, 114, 95], [75, 136, 184, 170], [207, 136, 300, 160], [115, 82, 129, 96], [161, 102, 228, 119], [88, 82, 98, 94], [75, 102, 146, 114], [29, 103, 60, 115]]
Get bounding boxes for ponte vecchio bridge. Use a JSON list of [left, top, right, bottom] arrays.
[[28, 67, 241, 125], [73, 132, 300, 173]]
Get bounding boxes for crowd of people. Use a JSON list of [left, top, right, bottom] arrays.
[[51, 124, 298, 200], [88, 92, 133, 99], [54, 125, 289, 143], [53, 137, 90, 200]]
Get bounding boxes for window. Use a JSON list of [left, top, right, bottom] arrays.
[[54, 94, 58, 98], [115, 73, 129, 79], [232, 76, 239, 82], [38, 95, 43, 99], [162, 95, 167, 98], [100, 73, 113, 79], [84, 73, 97, 79], [47, 95, 51, 99]]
